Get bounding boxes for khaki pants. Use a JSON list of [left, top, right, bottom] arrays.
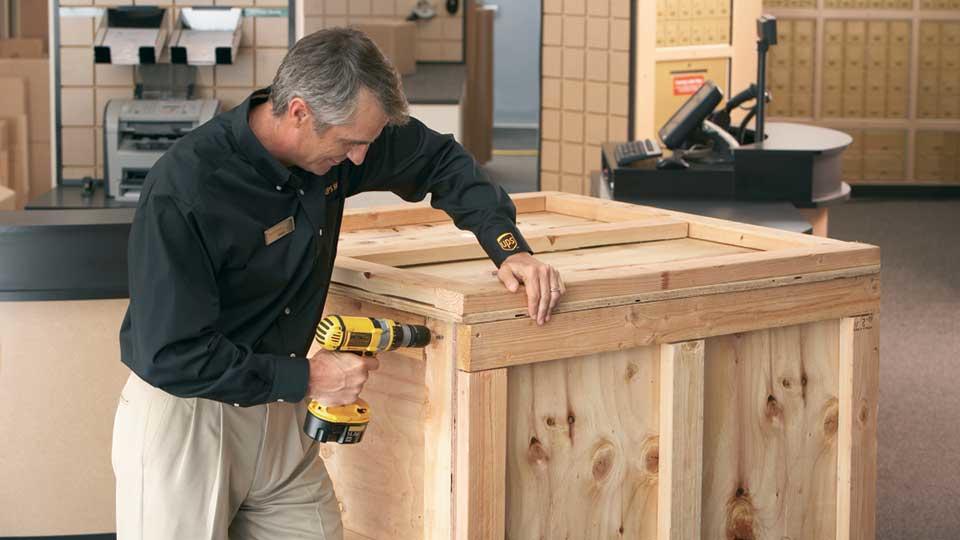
[[112, 373, 343, 540]]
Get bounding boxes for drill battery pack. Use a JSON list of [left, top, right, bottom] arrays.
[[305, 399, 371, 444]]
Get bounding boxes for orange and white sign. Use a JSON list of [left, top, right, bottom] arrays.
[[673, 74, 705, 96]]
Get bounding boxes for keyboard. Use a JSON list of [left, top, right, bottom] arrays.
[[614, 139, 663, 166]]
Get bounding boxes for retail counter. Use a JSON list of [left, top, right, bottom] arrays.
[[0, 208, 131, 537]]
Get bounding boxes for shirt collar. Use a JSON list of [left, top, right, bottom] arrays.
[[230, 87, 297, 187]]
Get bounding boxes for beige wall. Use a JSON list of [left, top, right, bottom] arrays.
[[300, 0, 463, 62], [57, 0, 289, 181], [539, 0, 632, 195], [0, 299, 130, 536]]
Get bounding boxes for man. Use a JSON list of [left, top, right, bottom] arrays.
[[113, 28, 564, 539]]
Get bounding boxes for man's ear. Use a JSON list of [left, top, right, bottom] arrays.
[[287, 97, 310, 128]]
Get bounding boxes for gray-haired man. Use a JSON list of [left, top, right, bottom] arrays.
[[113, 28, 564, 539]]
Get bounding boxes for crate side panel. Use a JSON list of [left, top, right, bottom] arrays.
[[505, 347, 661, 539], [701, 321, 841, 539]]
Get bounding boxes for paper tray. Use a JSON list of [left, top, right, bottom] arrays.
[[169, 8, 243, 66], [94, 6, 171, 65]]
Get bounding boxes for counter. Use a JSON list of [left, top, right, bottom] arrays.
[[0, 209, 131, 536]]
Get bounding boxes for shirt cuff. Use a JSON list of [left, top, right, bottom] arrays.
[[268, 355, 310, 403], [480, 222, 533, 267]]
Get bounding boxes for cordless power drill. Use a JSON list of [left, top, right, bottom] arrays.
[[303, 315, 431, 444]]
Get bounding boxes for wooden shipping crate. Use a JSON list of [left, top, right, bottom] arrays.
[[317, 192, 880, 540]]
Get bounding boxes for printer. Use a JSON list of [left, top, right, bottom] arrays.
[[103, 98, 219, 202]]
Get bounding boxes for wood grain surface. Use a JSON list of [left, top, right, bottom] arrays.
[[505, 348, 661, 539], [701, 321, 841, 540]]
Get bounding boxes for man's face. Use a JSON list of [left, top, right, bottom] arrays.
[[291, 89, 389, 176]]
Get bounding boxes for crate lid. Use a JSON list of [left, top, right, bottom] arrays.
[[334, 192, 880, 324]]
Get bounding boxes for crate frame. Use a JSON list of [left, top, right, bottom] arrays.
[[324, 192, 880, 540]]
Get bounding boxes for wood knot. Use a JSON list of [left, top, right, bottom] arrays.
[[859, 403, 870, 424], [781, 378, 791, 389], [591, 442, 615, 482], [639, 436, 660, 479], [765, 395, 783, 420], [527, 436, 549, 465], [801, 374, 808, 386], [362, 272, 373, 279], [660, 271, 670, 289], [726, 487, 757, 540], [823, 398, 840, 437], [625, 363, 639, 381], [545, 416, 556, 427], [567, 414, 576, 425]]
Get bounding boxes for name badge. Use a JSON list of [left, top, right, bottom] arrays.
[[264, 216, 295, 246]]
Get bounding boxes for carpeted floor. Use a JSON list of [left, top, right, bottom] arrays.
[[829, 199, 960, 540]]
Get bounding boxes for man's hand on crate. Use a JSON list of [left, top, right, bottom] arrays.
[[497, 253, 565, 326]]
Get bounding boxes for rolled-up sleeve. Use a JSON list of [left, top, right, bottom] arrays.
[[345, 118, 533, 267], [121, 194, 308, 406]]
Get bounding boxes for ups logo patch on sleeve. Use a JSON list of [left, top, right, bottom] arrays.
[[497, 232, 519, 251]]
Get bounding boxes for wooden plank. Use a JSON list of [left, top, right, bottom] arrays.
[[545, 191, 669, 222], [423, 321, 458, 540], [658, 340, 705, 540], [688, 219, 828, 250], [547, 192, 847, 249], [341, 193, 546, 232], [331, 264, 878, 325], [453, 243, 880, 318], [701, 321, 840, 539], [837, 315, 879, 540], [457, 274, 879, 371], [505, 347, 660, 539], [332, 257, 470, 314], [454, 368, 507, 540], [417, 237, 750, 287], [344, 218, 689, 267]]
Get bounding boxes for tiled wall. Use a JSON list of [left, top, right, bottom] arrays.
[[917, 20, 960, 119], [654, 0, 730, 48], [825, 0, 912, 7], [915, 130, 960, 181], [57, 0, 289, 181], [763, 0, 815, 7], [539, 0, 631, 195], [839, 128, 908, 182], [767, 19, 815, 118], [765, 0, 960, 185], [821, 19, 911, 119], [301, 0, 463, 62]]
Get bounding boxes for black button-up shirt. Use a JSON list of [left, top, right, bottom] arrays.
[[119, 88, 531, 406]]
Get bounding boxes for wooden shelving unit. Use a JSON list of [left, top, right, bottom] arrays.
[[763, 0, 960, 187]]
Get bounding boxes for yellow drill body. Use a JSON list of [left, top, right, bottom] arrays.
[[304, 315, 431, 444]]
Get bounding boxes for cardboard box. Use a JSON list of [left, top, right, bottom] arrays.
[[0, 185, 14, 211], [0, 38, 44, 59], [0, 59, 50, 144], [353, 20, 417, 76]]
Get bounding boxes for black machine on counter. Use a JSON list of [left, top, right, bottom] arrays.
[[603, 14, 850, 206]]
